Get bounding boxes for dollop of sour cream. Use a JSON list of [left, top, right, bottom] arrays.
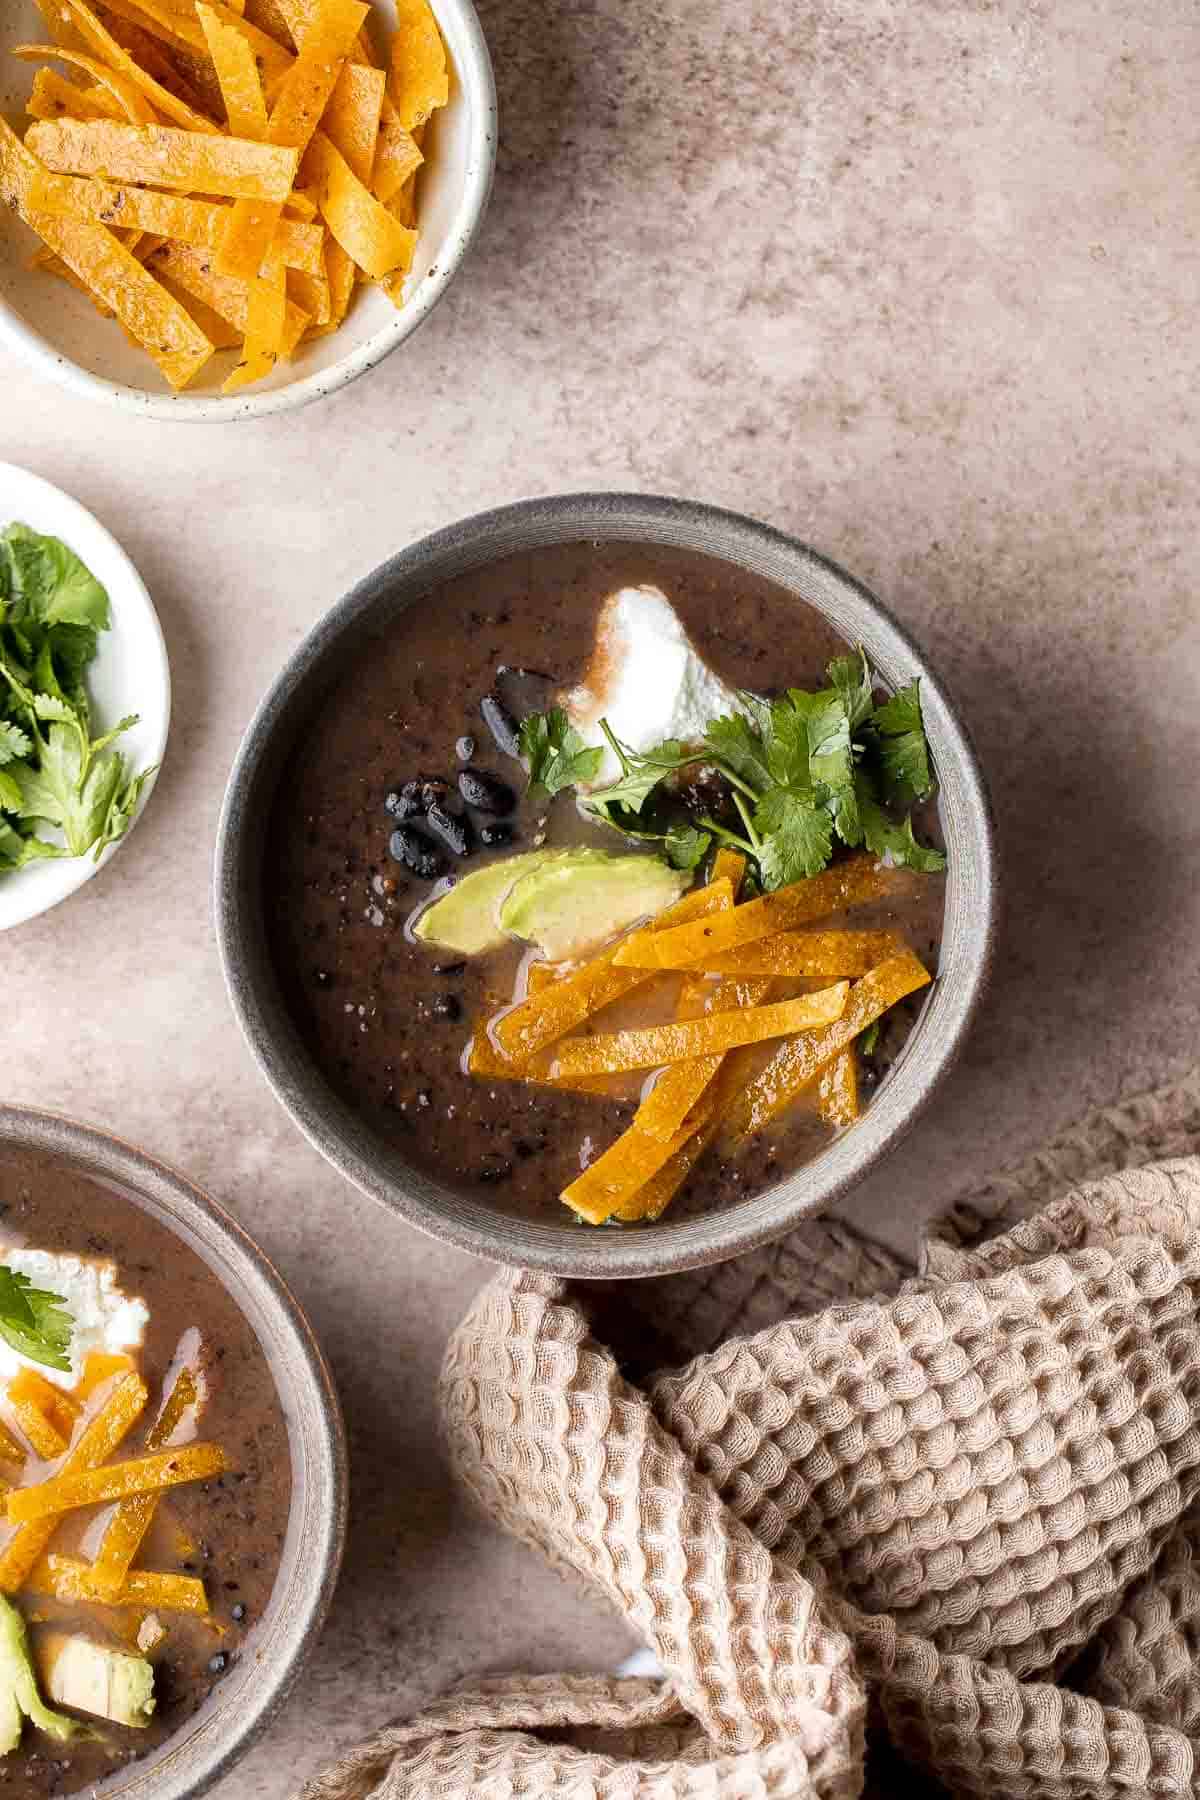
[[560, 585, 751, 790], [0, 1249, 149, 1389]]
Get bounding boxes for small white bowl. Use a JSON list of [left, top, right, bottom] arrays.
[[0, 0, 496, 421], [0, 462, 170, 930]]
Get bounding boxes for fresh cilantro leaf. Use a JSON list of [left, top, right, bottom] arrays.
[[827, 648, 874, 732], [518, 708, 604, 802], [0, 524, 110, 630], [0, 723, 31, 766], [871, 680, 933, 807], [761, 698, 811, 792], [753, 788, 833, 888], [664, 822, 711, 870], [12, 718, 140, 857], [791, 688, 852, 798], [0, 1266, 73, 1373], [704, 712, 773, 792], [856, 777, 946, 872], [587, 734, 696, 816], [0, 769, 22, 813], [0, 822, 64, 869]]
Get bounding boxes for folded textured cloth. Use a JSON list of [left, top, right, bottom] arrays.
[[302, 1063, 1200, 1800]]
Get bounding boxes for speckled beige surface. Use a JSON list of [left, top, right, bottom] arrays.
[[1, 0, 1198, 1791]]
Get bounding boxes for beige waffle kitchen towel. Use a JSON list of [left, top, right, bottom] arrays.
[[303, 1064, 1200, 1800]]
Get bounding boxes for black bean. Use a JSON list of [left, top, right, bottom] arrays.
[[477, 1157, 513, 1183], [425, 803, 472, 858], [479, 821, 514, 848], [433, 993, 462, 1021], [208, 1653, 228, 1675], [457, 769, 516, 814], [456, 735, 476, 762], [384, 780, 424, 821], [388, 827, 445, 879], [480, 692, 521, 757], [432, 961, 467, 976], [420, 777, 450, 810], [231, 1603, 246, 1623]]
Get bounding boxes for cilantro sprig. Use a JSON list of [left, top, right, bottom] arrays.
[[0, 1266, 73, 1373], [517, 648, 946, 892], [0, 523, 155, 873]]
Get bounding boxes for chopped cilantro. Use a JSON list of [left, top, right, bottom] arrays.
[[515, 647, 944, 891], [0, 1266, 72, 1373], [0, 523, 155, 873]]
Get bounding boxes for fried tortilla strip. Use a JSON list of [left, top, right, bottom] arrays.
[[27, 169, 323, 270], [389, 0, 447, 131], [465, 1029, 618, 1097], [243, 0, 295, 37], [156, 270, 243, 347], [709, 847, 747, 893], [0, 1371, 147, 1593], [524, 960, 566, 996], [561, 1090, 717, 1225], [197, 1, 269, 138], [26, 118, 300, 198], [13, 45, 157, 124], [633, 975, 773, 1143], [7, 1371, 80, 1462], [33, 1555, 209, 1615], [148, 242, 309, 351], [668, 928, 908, 979], [372, 91, 421, 202], [26, 68, 124, 122], [9, 1441, 228, 1523], [96, 0, 208, 53], [491, 881, 732, 1064], [0, 1421, 26, 1470], [611, 1105, 721, 1223], [322, 234, 356, 324], [614, 853, 894, 970], [553, 983, 850, 1078], [301, 128, 415, 276], [73, 1352, 134, 1401], [223, 248, 286, 390], [91, 1369, 199, 1599], [730, 951, 932, 1137], [285, 184, 319, 217], [816, 1047, 859, 1129], [202, 1, 296, 82], [322, 58, 384, 184], [59, 0, 220, 131], [288, 260, 330, 323], [1, 120, 215, 388], [215, 0, 367, 280]]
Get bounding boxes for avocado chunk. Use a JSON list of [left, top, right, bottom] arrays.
[[414, 849, 600, 955], [499, 851, 689, 961], [0, 1595, 84, 1754], [37, 1632, 155, 1730]]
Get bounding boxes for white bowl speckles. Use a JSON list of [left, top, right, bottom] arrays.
[[0, 0, 496, 422], [0, 462, 170, 931]]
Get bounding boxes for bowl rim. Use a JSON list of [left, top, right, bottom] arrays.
[[0, 1103, 349, 1800], [0, 459, 171, 931], [0, 0, 497, 423], [215, 491, 997, 1279]]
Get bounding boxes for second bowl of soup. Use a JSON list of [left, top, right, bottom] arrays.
[[217, 494, 995, 1277]]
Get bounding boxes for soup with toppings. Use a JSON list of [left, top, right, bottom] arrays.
[[266, 542, 946, 1228], [0, 1148, 290, 1797]]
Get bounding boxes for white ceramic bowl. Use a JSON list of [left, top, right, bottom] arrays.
[[0, 0, 496, 421], [0, 461, 170, 930]]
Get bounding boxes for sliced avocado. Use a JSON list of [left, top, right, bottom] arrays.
[[37, 1632, 154, 1730], [414, 849, 608, 956], [0, 1596, 85, 1753], [500, 851, 689, 961]]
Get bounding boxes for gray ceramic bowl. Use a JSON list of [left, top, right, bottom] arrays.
[[0, 1106, 347, 1800], [216, 494, 996, 1279]]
